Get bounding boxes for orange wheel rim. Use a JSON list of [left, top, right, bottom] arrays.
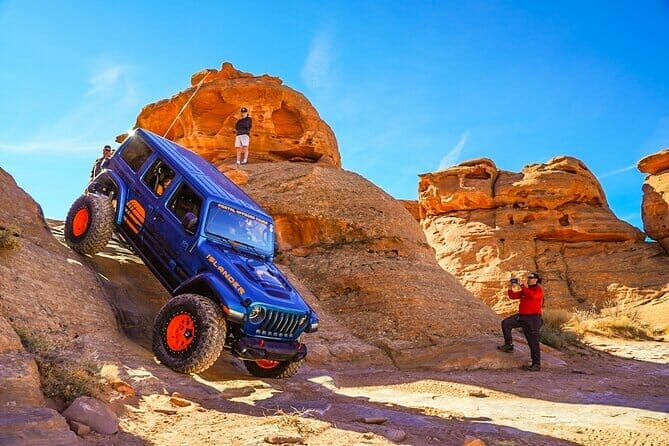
[[72, 208, 90, 237], [165, 313, 196, 352], [256, 359, 280, 369]]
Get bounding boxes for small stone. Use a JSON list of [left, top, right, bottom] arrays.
[[463, 435, 486, 446], [264, 434, 304, 444], [68, 420, 91, 437], [170, 396, 192, 407], [467, 390, 488, 398], [358, 416, 388, 424], [111, 380, 136, 396], [154, 408, 178, 415], [386, 428, 407, 442], [363, 432, 375, 439]]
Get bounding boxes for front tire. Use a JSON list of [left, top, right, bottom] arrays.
[[64, 194, 114, 255], [244, 358, 304, 379], [152, 294, 225, 374]]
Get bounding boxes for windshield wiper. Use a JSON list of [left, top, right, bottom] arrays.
[[208, 234, 243, 254]]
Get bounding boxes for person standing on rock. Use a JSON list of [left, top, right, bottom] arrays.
[[497, 272, 544, 371], [235, 107, 252, 165], [90, 145, 113, 179]]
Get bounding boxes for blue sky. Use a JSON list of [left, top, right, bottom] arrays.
[[1, 1, 668, 230]]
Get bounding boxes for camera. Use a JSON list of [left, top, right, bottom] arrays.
[[510, 278, 519, 284]]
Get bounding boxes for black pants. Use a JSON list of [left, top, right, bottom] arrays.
[[502, 314, 543, 365]]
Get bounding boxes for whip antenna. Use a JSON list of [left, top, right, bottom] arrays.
[[163, 72, 211, 138]]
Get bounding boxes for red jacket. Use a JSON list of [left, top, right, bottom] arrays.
[[508, 285, 543, 315]]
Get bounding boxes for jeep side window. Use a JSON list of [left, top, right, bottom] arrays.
[[120, 137, 153, 172], [168, 183, 202, 223], [143, 159, 175, 197]]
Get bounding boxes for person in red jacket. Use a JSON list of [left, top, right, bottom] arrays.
[[497, 272, 544, 371]]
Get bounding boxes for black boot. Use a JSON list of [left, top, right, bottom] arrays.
[[497, 344, 514, 353], [523, 363, 541, 372]]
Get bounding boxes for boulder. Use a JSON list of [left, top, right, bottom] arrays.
[[0, 169, 119, 335], [241, 162, 503, 368], [638, 149, 669, 253], [124, 62, 340, 166], [419, 157, 669, 312], [62, 396, 118, 435], [0, 408, 81, 446]]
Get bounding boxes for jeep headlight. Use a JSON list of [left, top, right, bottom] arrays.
[[248, 306, 266, 324]]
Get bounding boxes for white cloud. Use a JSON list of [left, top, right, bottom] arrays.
[[439, 131, 470, 170], [301, 30, 336, 91], [87, 65, 122, 96], [0, 61, 139, 153], [599, 164, 636, 179]]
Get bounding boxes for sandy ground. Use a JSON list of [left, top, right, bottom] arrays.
[[75, 332, 668, 446], [44, 226, 667, 446]]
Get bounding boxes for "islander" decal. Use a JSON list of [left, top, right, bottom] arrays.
[[206, 254, 245, 295]]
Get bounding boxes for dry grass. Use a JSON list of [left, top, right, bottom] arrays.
[[540, 308, 583, 349], [0, 223, 22, 249], [13, 326, 104, 403], [269, 407, 320, 436], [569, 299, 660, 340]]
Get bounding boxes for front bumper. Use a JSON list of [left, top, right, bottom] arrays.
[[231, 336, 307, 362]]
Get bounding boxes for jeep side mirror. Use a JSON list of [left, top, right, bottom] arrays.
[[182, 212, 198, 235]]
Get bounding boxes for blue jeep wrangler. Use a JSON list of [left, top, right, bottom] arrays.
[[64, 128, 318, 378]]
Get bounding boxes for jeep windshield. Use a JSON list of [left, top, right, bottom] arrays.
[[204, 203, 274, 258]]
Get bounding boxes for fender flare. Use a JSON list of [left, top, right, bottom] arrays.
[[174, 273, 246, 323], [87, 170, 128, 225]]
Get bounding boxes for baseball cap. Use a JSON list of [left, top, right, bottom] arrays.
[[527, 273, 540, 279], [240, 107, 248, 113]]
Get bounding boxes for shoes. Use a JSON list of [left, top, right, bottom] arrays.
[[523, 363, 541, 372], [236, 160, 240, 165], [242, 159, 248, 164], [497, 344, 514, 353]]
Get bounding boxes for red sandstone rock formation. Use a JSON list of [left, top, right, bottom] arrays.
[[124, 62, 340, 166], [638, 149, 669, 253], [398, 199, 420, 221], [240, 163, 504, 368], [419, 157, 669, 313]]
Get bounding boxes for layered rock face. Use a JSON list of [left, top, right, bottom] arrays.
[[127, 62, 340, 166], [240, 163, 501, 368], [638, 149, 669, 253], [0, 169, 121, 443], [419, 157, 669, 313]]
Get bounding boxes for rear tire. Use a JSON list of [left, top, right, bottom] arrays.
[[243, 358, 304, 379], [64, 194, 114, 255], [152, 294, 225, 374]]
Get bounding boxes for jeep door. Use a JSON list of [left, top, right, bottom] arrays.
[[117, 136, 155, 250], [143, 180, 203, 291], [130, 158, 187, 288]]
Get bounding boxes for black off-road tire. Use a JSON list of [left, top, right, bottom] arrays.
[[152, 294, 225, 374], [64, 194, 114, 255], [243, 358, 304, 379]]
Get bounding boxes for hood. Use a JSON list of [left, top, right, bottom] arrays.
[[203, 241, 310, 311]]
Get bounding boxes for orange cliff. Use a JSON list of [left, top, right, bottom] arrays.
[[418, 156, 669, 314], [638, 149, 669, 253], [121, 62, 340, 167]]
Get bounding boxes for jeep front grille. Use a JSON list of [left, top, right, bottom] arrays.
[[256, 310, 303, 338]]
